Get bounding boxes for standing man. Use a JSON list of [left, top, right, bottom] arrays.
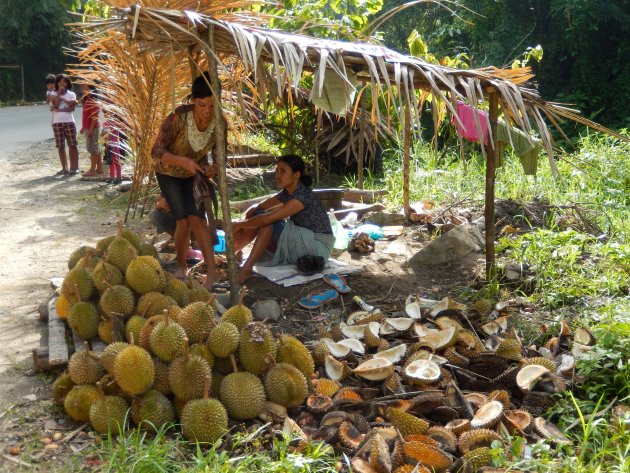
[[45, 74, 67, 175], [50, 74, 80, 175]]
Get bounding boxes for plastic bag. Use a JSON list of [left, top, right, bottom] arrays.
[[329, 211, 351, 250]]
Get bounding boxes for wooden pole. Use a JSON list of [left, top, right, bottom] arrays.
[[485, 91, 499, 282], [207, 25, 240, 304], [402, 104, 411, 216], [357, 86, 365, 189]]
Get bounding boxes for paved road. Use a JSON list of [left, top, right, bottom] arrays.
[[0, 104, 80, 158]]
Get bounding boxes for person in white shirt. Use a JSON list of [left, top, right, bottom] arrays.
[[50, 74, 79, 175]]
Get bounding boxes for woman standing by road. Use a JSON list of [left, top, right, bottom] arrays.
[[151, 72, 221, 289]]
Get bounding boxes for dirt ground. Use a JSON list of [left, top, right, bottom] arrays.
[[0, 140, 481, 471]]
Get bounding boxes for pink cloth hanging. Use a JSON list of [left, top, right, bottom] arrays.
[[452, 101, 489, 144]]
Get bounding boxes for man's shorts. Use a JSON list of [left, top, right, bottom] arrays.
[[85, 127, 100, 155], [52, 122, 78, 148]]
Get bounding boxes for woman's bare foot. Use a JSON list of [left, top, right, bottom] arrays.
[[174, 267, 187, 281], [202, 271, 218, 291], [237, 267, 253, 285]]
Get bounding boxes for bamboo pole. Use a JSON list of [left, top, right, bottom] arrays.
[[207, 25, 240, 304], [402, 104, 411, 216], [485, 91, 499, 282]]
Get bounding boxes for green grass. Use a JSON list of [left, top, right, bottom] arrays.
[[89, 422, 338, 473]]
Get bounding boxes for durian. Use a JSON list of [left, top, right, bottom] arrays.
[[61, 262, 93, 305], [125, 256, 166, 294], [264, 362, 308, 408], [167, 339, 212, 401], [68, 344, 103, 384], [178, 301, 215, 344], [68, 301, 99, 339], [276, 334, 314, 378], [106, 224, 138, 272], [100, 284, 135, 318], [100, 341, 130, 374], [219, 371, 266, 420], [207, 321, 240, 358], [92, 260, 123, 293], [64, 385, 101, 422], [221, 288, 253, 330], [131, 389, 175, 430], [125, 315, 146, 344], [238, 322, 276, 375], [89, 384, 128, 434], [52, 372, 74, 406], [164, 277, 188, 307], [137, 292, 173, 318], [149, 312, 187, 362], [113, 345, 155, 395], [181, 385, 227, 443]]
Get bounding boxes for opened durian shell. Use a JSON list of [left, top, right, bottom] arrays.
[[471, 400, 504, 429], [405, 359, 442, 385], [324, 355, 349, 381], [354, 357, 395, 381], [533, 417, 571, 445], [458, 428, 503, 455], [445, 418, 472, 436], [503, 409, 533, 435], [427, 426, 458, 453], [338, 420, 365, 450], [306, 394, 334, 414], [403, 441, 452, 472], [364, 322, 381, 348], [373, 343, 407, 364], [417, 326, 458, 351], [574, 327, 596, 346], [313, 378, 341, 397]]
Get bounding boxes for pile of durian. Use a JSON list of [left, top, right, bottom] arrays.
[[52, 223, 316, 445]]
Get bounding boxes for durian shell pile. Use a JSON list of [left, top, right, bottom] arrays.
[[292, 297, 584, 472], [53, 230, 318, 443]]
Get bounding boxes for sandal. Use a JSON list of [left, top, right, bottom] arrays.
[[298, 289, 339, 309], [322, 274, 351, 294]]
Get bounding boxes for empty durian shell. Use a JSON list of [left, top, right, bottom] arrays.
[[427, 426, 458, 453], [516, 364, 551, 394], [338, 421, 365, 450], [426, 406, 461, 424], [434, 316, 464, 331], [410, 392, 446, 415], [337, 337, 366, 355], [413, 323, 438, 338], [503, 410, 533, 435], [445, 418, 472, 436], [364, 322, 381, 348], [354, 357, 395, 381], [495, 338, 523, 361], [458, 428, 503, 455], [403, 441, 452, 472], [313, 378, 341, 397], [428, 297, 450, 316], [487, 389, 511, 408], [522, 356, 557, 373], [481, 316, 509, 336], [417, 326, 458, 351], [340, 322, 365, 339], [405, 359, 441, 385], [388, 407, 430, 436], [306, 394, 333, 414], [382, 317, 415, 333], [333, 387, 363, 403], [351, 412, 371, 434], [574, 327, 596, 346], [322, 338, 352, 358], [324, 355, 347, 381], [557, 354, 576, 376], [367, 433, 392, 473], [533, 417, 572, 445], [405, 301, 422, 319], [383, 372, 404, 394], [464, 392, 488, 411], [471, 400, 504, 429], [283, 417, 307, 440], [572, 342, 593, 358], [320, 410, 349, 427], [373, 343, 407, 364], [520, 391, 556, 417], [443, 346, 470, 367], [454, 447, 492, 473], [403, 434, 440, 447]]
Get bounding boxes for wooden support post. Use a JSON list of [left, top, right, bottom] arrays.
[[207, 26, 240, 304], [402, 105, 411, 216], [485, 92, 499, 282], [357, 87, 365, 189]]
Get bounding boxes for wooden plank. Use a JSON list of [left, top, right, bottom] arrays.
[[227, 154, 277, 167], [342, 189, 388, 204], [47, 298, 69, 366]]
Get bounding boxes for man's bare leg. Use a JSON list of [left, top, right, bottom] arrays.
[[57, 146, 68, 172], [69, 145, 79, 171]]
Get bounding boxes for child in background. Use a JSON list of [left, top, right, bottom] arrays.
[[50, 74, 79, 174], [45, 74, 67, 175], [79, 84, 103, 176], [101, 115, 122, 184]]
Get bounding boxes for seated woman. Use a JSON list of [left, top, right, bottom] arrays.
[[233, 155, 335, 283]]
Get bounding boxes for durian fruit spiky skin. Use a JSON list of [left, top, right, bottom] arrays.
[[68, 246, 96, 270], [387, 407, 430, 437], [92, 261, 123, 294], [106, 237, 138, 272], [138, 315, 164, 350], [181, 398, 228, 443], [138, 242, 159, 259], [182, 287, 212, 307], [178, 302, 215, 344], [100, 285, 135, 319], [64, 385, 101, 422], [473, 298, 493, 317], [137, 292, 172, 318], [125, 256, 166, 294], [55, 294, 70, 320], [264, 363, 308, 408], [149, 319, 187, 362], [276, 335, 315, 378], [121, 229, 141, 251], [164, 277, 188, 307], [125, 315, 146, 344], [458, 429, 503, 455], [238, 322, 276, 376], [96, 235, 116, 256], [89, 395, 129, 434], [452, 447, 492, 473], [190, 344, 215, 368], [131, 390, 176, 431], [61, 266, 93, 305], [219, 372, 266, 420], [207, 322, 240, 358], [52, 373, 75, 406], [68, 302, 99, 339], [113, 345, 155, 395], [152, 358, 172, 395], [98, 319, 114, 344], [68, 349, 104, 385], [100, 342, 130, 374], [167, 354, 212, 401], [221, 290, 253, 330]]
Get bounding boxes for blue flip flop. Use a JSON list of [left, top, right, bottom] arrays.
[[298, 289, 339, 309], [322, 274, 351, 294]]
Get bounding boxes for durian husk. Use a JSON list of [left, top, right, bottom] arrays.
[[388, 407, 430, 437], [403, 441, 452, 472], [338, 421, 365, 450], [503, 410, 533, 435], [312, 378, 341, 397], [453, 447, 492, 473], [445, 418, 472, 436], [470, 401, 504, 429], [458, 428, 503, 455], [521, 356, 557, 373], [443, 347, 470, 367], [426, 426, 458, 453]]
